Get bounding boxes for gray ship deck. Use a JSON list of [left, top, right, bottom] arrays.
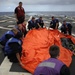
[[0, 15, 75, 75]]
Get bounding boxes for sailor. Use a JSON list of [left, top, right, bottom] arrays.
[[61, 20, 72, 35], [50, 16, 59, 29], [0, 28, 18, 46], [14, 2, 25, 22], [34, 45, 70, 75], [36, 17, 44, 28], [16, 21, 27, 37], [67, 23, 72, 35], [4, 32, 23, 64], [28, 17, 37, 30]]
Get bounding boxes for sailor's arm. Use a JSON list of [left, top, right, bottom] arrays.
[[14, 7, 18, 22]]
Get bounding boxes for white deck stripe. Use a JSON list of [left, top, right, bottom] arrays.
[[7, 25, 15, 28], [4, 15, 16, 20], [0, 57, 12, 69], [0, 26, 11, 30], [0, 57, 31, 75], [0, 20, 7, 23], [0, 16, 32, 31]]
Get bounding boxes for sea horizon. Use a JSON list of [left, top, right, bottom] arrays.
[[0, 11, 75, 17]]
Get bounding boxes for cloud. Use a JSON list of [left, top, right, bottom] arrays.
[[0, 0, 75, 12], [0, 0, 75, 5]]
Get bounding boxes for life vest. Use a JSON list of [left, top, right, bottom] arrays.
[[61, 23, 69, 31], [0, 30, 15, 43], [34, 58, 64, 75], [50, 19, 59, 29], [36, 19, 43, 23], [28, 20, 36, 30], [4, 37, 22, 54], [16, 6, 25, 18], [36, 19, 44, 28], [30, 20, 36, 25], [22, 23, 26, 33]]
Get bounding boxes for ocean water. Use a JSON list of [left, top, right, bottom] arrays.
[[0, 12, 75, 17]]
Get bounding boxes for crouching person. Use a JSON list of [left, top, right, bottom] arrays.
[[0, 28, 18, 46], [16, 21, 27, 37], [4, 32, 23, 65], [34, 45, 70, 75], [36, 17, 44, 28], [61, 20, 72, 35], [28, 17, 38, 30]]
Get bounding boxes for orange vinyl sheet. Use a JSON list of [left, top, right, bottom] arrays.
[[21, 28, 74, 73]]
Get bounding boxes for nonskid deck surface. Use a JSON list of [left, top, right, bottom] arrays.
[[0, 14, 75, 75]]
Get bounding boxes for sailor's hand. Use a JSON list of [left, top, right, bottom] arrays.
[[33, 28, 35, 29], [16, 19, 18, 22], [39, 26, 41, 28], [20, 62, 24, 66], [43, 25, 46, 28]]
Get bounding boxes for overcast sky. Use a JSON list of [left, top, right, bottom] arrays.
[[0, 0, 75, 12]]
